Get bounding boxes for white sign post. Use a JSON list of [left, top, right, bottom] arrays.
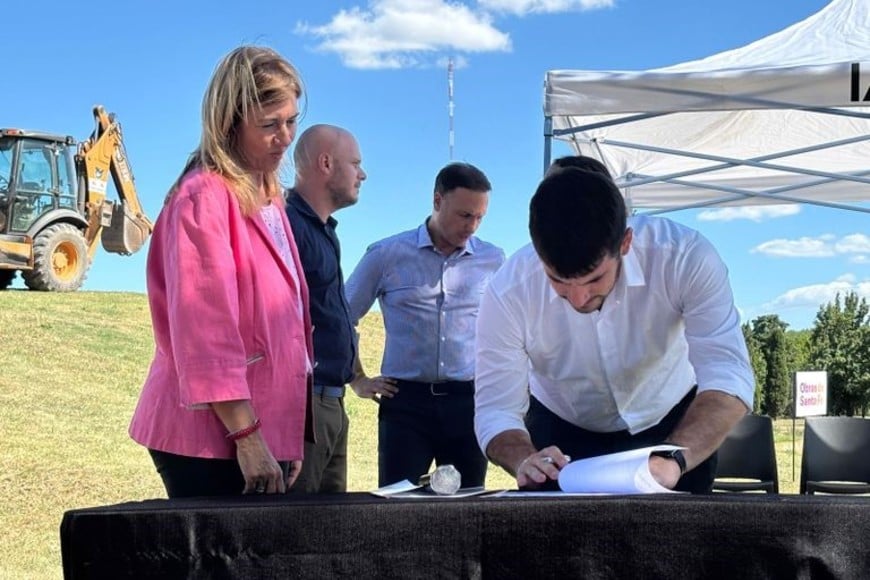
[[792, 370, 828, 480]]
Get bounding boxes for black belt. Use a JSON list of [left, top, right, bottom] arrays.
[[395, 379, 474, 396], [313, 385, 345, 398]]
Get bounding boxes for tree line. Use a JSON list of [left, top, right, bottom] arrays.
[[742, 291, 870, 418]]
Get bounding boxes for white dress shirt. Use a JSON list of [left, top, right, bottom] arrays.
[[474, 215, 754, 453]]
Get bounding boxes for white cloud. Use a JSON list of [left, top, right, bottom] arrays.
[[296, 0, 614, 68], [834, 233, 870, 254], [477, 0, 614, 16], [436, 54, 470, 69], [697, 205, 801, 222], [296, 0, 511, 69], [751, 236, 835, 258], [760, 275, 870, 314], [752, 233, 869, 259]]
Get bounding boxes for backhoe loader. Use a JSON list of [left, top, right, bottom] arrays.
[[0, 105, 152, 291]]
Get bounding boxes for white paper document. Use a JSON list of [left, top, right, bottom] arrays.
[[370, 479, 422, 497], [556, 444, 685, 494]]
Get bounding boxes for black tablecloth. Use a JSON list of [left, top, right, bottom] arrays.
[[60, 492, 870, 579]]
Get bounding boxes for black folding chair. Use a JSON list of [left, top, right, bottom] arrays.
[[800, 416, 870, 495], [713, 414, 779, 493]]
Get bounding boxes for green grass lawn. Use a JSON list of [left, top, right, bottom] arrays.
[[0, 291, 804, 578]]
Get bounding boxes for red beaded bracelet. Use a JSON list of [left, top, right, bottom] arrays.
[[226, 419, 261, 442]]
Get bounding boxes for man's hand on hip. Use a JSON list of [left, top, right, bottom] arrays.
[[350, 375, 398, 401]]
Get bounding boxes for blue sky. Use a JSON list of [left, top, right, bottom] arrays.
[[2, 0, 867, 330]]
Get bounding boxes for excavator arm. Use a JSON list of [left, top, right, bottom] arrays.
[[77, 105, 153, 256]]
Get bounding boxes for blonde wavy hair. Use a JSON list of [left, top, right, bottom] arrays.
[[168, 45, 304, 215]]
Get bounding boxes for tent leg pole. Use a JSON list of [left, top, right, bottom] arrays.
[[544, 116, 553, 176]]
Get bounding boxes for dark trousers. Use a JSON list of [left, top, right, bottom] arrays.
[[148, 449, 290, 498], [378, 380, 487, 488], [288, 392, 349, 493], [525, 387, 717, 494]]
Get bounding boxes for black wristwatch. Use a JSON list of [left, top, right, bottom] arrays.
[[651, 449, 687, 475]]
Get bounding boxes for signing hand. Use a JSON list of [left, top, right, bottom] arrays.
[[515, 446, 572, 489], [350, 375, 399, 401]]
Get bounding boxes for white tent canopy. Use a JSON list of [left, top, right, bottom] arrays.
[[544, 0, 870, 214]]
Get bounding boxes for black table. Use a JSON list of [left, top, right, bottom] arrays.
[[61, 492, 870, 579]]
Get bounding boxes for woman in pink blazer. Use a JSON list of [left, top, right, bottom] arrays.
[[129, 46, 313, 498]]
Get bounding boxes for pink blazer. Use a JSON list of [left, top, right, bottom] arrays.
[[129, 169, 313, 460]]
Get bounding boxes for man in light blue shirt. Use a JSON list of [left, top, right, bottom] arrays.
[[346, 162, 505, 488]]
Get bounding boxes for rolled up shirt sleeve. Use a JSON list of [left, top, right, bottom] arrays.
[[677, 233, 755, 410], [474, 279, 532, 455]]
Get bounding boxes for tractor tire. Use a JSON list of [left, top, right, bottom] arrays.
[[22, 223, 90, 292], [0, 270, 15, 290]]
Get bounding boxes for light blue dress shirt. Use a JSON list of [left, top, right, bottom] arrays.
[[346, 221, 505, 382]]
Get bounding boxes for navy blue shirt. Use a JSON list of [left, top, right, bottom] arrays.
[[286, 190, 356, 387]]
